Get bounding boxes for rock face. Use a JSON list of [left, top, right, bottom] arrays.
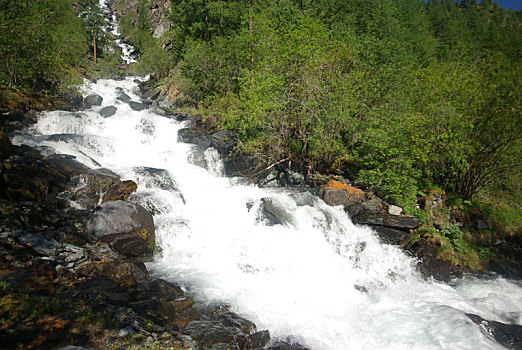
[[406, 240, 452, 282], [84, 201, 155, 257]]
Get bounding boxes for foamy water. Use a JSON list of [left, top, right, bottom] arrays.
[[10, 2, 522, 348], [12, 76, 522, 350]]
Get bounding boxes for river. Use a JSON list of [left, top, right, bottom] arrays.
[[11, 1, 522, 349]]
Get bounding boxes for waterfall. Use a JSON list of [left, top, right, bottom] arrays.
[[11, 2, 522, 349]]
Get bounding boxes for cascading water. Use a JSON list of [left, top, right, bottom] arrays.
[[12, 2, 522, 349]]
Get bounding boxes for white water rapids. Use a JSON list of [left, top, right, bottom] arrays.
[[12, 1, 522, 348], [12, 76, 522, 350]]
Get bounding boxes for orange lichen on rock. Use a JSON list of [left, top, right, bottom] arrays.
[[325, 180, 351, 190], [326, 180, 365, 197]]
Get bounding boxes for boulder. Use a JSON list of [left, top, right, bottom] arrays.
[[183, 320, 237, 346], [45, 154, 90, 178], [83, 201, 155, 257], [218, 312, 256, 335], [373, 226, 410, 245], [100, 105, 118, 117], [83, 94, 103, 108], [211, 130, 236, 155], [102, 180, 138, 202], [322, 185, 365, 207], [178, 128, 212, 148], [248, 330, 271, 349], [128, 101, 147, 111], [259, 198, 294, 226], [0, 131, 13, 159], [116, 90, 131, 103], [67, 168, 120, 209], [467, 313, 522, 350]]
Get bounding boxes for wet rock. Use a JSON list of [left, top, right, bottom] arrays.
[[268, 341, 309, 350], [133, 167, 178, 192], [108, 292, 132, 305], [373, 226, 410, 245], [0, 131, 13, 159], [407, 239, 451, 282], [218, 312, 257, 335], [83, 94, 103, 108], [94, 260, 149, 287], [45, 154, 90, 178], [116, 90, 132, 103], [248, 330, 271, 348], [259, 198, 294, 226], [100, 105, 118, 117], [467, 313, 522, 350], [66, 168, 120, 210], [128, 101, 147, 111], [178, 128, 212, 148], [83, 201, 155, 257], [211, 130, 236, 155], [101, 180, 138, 202], [183, 320, 237, 347]]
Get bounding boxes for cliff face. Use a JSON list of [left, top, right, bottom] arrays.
[[111, 0, 172, 38]]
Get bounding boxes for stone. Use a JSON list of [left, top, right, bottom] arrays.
[[178, 128, 212, 148], [17, 231, 60, 256], [116, 90, 131, 103], [118, 326, 135, 338], [83, 201, 155, 257], [102, 180, 138, 203], [94, 260, 149, 287], [100, 105, 117, 117], [387, 205, 403, 216], [183, 321, 237, 346], [83, 94, 103, 108], [211, 130, 236, 155], [248, 330, 271, 348], [467, 313, 522, 350], [362, 199, 385, 215], [130, 300, 178, 324], [407, 240, 451, 282], [383, 215, 419, 230], [128, 101, 147, 111], [373, 226, 410, 245], [322, 186, 365, 207], [0, 131, 13, 159], [66, 168, 120, 210], [259, 198, 294, 226], [218, 312, 257, 335]]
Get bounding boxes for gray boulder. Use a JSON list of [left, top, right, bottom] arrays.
[[83, 94, 103, 108], [84, 201, 155, 257], [128, 101, 147, 111], [100, 105, 117, 117]]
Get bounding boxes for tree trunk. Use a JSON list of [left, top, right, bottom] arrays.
[[93, 33, 97, 65]]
